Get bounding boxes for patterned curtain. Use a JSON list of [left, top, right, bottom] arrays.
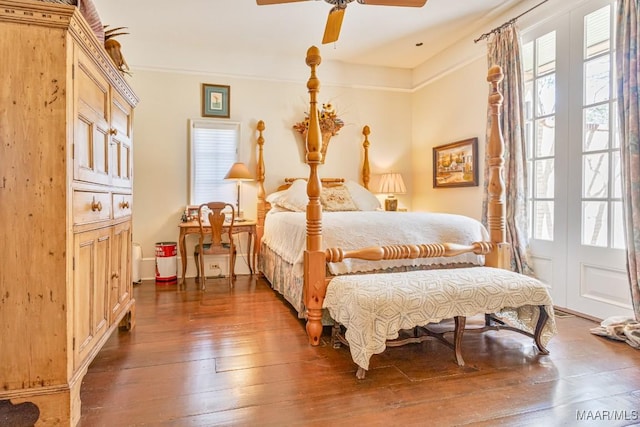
[[617, 0, 640, 321], [482, 23, 534, 275]]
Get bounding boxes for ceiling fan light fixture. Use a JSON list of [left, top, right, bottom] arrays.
[[326, 0, 355, 7]]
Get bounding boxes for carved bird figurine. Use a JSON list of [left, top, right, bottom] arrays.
[[103, 25, 131, 75]]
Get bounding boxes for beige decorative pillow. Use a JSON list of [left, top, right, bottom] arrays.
[[321, 185, 358, 212]]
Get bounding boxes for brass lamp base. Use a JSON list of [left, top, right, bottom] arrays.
[[385, 197, 398, 211]]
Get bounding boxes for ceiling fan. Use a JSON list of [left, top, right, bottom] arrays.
[[256, 0, 428, 44]]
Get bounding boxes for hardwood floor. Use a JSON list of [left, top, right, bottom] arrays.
[[80, 276, 640, 426]]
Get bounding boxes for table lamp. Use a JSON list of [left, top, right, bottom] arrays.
[[378, 172, 406, 211], [224, 162, 253, 220]]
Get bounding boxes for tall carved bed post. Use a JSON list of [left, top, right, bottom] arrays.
[[485, 65, 510, 269], [362, 125, 371, 190], [304, 46, 326, 346], [255, 120, 266, 271]]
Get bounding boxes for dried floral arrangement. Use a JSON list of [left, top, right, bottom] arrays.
[[293, 103, 344, 164], [293, 103, 344, 136]]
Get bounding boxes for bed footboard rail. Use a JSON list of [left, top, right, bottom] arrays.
[[325, 241, 493, 263]]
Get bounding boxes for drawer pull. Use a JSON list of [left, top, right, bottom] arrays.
[[91, 197, 102, 212], [108, 128, 118, 136], [120, 200, 130, 209]]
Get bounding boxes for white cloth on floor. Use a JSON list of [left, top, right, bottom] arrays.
[[590, 316, 640, 349]]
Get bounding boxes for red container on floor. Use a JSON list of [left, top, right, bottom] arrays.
[[155, 242, 177, 283]]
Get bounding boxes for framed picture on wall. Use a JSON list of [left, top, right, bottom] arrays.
[[201, 83, 230, 118], [433, 137, 479, 188]]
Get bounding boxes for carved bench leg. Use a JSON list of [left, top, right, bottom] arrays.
[[534, 305, 550, 354], [454, 316, 466, 366], [356, 367, 367, 379]]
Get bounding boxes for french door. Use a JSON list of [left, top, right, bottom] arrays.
[[524, 0, 633, 319]]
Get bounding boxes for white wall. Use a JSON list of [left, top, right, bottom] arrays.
[[129, 69, 412, 278], [411, 56, 489, 220], [409, 0, 592, 220]]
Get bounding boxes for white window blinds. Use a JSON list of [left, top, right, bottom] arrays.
[[189, 119, 239, 205]]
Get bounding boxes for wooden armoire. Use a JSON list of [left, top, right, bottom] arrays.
[[0, 1, 138, 424]]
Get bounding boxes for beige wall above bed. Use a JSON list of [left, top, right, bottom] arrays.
[[123, 0, 591, 279], [130, 68, 412, 277], [411, 56, 489, 220]]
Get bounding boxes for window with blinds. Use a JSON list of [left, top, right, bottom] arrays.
[[188, 119, 240, 206]]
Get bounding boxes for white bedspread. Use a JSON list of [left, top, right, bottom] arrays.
[[322, 267, 557, 371], [262, 211, 489, 274]]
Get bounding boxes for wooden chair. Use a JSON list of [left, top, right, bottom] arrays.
[[194, 202, 236, 289]]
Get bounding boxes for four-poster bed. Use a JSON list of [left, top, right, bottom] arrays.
[[254, 46, 556, 377]]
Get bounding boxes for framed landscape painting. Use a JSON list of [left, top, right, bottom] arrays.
[[433, 137, 478, 188]]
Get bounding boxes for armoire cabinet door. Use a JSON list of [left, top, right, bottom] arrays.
[[110, 220, 132, 322], [110, 90, 133, 188], [74, 46, 111, 186], [73, 227, 111, 369]]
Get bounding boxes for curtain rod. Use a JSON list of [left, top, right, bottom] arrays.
[[474, 0, 550, 43]]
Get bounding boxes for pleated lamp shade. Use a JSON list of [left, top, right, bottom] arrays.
[[378, 172, 406, 211], [224, 162, 253, 181]]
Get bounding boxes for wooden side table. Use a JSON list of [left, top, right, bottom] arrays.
[[178, 219, 257, 284]]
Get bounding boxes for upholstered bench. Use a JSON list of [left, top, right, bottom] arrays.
[[322, 267, 557, 379]]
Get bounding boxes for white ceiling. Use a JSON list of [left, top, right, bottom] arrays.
[[93, 0, 523, 71]]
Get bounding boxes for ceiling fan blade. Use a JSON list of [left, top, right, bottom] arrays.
[[360, 0, 427, 6], [256, 0, 308, 5], [322, 7, 345, 44]]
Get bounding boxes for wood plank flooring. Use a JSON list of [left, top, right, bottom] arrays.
[[80, 276, 640, 426]]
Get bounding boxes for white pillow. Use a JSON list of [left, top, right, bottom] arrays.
[[345, 180, 381, 211], [266, 205, 293, 214], [271, 179, 308, 212], [266, 190, 287, 204], [265, 191, 293, 213]]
